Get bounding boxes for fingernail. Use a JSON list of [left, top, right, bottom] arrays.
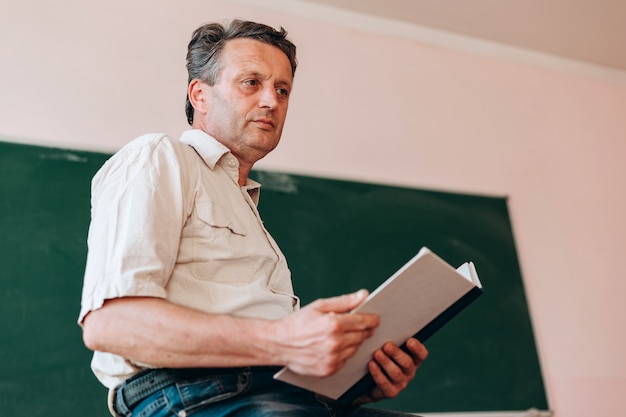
[[357, 289, 368, 297]]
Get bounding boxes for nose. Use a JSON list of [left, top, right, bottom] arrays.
[[258, 85, 278, 109]]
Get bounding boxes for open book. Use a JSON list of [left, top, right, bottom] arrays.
[[273, 247, 483, 403]]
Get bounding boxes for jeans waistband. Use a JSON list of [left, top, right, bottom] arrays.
[[115, 366, 282, 413]]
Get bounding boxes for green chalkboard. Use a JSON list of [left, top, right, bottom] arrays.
[[0, 141, 110, 416], [0, 141, 547, 416]]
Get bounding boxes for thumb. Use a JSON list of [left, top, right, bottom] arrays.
[[312, 289, 369, 314]]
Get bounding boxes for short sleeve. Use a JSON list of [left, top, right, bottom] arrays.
[[78, 134, 187, 324]]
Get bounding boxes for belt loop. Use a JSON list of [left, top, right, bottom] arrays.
[[113, 385, 132, 417]]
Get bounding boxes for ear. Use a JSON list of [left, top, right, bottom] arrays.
[[188, 79, 209, 118]]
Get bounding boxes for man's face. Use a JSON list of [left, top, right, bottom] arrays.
[[194, 38, 293, 165]]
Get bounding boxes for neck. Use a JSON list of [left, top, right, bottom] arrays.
[[237, 162, 253, 186]]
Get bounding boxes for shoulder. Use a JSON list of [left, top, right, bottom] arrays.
[[119, 133, 180, 153], [106, 133, 196, 166], [92, 133, 196, 186]]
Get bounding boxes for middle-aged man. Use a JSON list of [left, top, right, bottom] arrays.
[[79, 19, 429, 417]]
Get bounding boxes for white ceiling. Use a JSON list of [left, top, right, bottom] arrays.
[[296, 0, 626, 72]]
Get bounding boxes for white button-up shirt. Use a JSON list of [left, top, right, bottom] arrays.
[[79, 129, 298, 389]]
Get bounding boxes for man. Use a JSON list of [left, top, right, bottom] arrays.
[[79, 19, 428, 417]]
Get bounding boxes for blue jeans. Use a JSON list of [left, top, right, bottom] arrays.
[[113, 368, 420, 417]]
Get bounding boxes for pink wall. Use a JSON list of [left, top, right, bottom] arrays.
[[1, 1, 625, 415]]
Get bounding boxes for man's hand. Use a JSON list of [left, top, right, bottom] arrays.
[[275, 290, 380, 377], [352, 337, 429, 405]]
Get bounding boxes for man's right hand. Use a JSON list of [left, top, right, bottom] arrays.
[[273, 289, 380, 377]]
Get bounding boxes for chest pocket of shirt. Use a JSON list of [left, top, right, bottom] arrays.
[[195, 199, 247, 237], [189, 198, 251, 282]]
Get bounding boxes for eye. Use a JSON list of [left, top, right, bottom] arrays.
[[243, 79, 259, 87], [277, 87, 290, 97]]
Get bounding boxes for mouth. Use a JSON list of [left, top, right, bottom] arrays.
[[252, 118, 275, 130]]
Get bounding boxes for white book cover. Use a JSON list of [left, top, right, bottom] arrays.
[[273, 247, 482, 400]]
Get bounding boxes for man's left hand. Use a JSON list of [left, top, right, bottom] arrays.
[[352, 337, 428, 404]]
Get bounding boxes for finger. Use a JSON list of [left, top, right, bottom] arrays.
[[404, 338, 429, 365], [329, 330, 375, 358], [311, 289, 369, 314], [368, 359, 402, 399], [374, 347, 407, 382], [332, 311, 380, 334], [381, 339, 428, 369], [382, 342, 415, 371]]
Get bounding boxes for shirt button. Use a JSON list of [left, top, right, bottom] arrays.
[[228, 158, 237, 167]]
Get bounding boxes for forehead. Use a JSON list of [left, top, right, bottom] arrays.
[[219, 38, 292, 81]]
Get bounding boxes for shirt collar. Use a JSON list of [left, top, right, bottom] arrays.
[[179, 129, 262, 205], [243, 179, 262, 205], [179, 129, 230, 169]]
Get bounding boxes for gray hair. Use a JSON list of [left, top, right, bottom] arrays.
[[185, 19, 298, 125]]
